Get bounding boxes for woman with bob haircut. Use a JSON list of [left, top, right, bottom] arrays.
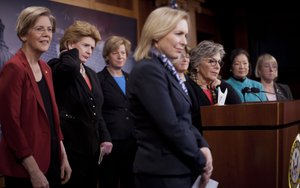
[[255, 53, 293, 101], [97, 35, 136, 188], [0, 6, 71, 188]]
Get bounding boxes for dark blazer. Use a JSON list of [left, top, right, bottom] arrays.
[[185, 77, 241, 133], [48, 48, 111, 157], [274, 83, 293, 100], [0, 50, 63, 177], [97, 67, 134, 140], [128, 55, 208, 176]]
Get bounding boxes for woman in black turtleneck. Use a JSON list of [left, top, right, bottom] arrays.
[[226, 49, 267, 103]]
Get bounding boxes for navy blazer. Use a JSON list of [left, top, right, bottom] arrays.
[[49, 48, 111, 157], [97, 67, 134, 140], [128, 55, 208, 176]]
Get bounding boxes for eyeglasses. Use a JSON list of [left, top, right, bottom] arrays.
[[179, 53, 190, 60], [32, 26, 53, 34], [206, 58, 224, 67]]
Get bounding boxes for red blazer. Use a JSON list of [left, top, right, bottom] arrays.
[[0, 50, 63, 177]]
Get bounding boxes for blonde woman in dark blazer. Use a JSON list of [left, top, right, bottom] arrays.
[[128, 7, 212, 188]]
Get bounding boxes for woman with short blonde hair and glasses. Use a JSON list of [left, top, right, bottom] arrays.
[[0, 6, 71, 188]]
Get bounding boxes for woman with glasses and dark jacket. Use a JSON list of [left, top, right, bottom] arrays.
[[186, 40, 241, 133]]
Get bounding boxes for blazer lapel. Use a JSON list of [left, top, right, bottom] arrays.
[[103, 67, 126, 98], [154, 57, 191, 105], [23, 58, 47, 117], [167, 72, 192, 105], [40, 62, 60, 127], [77, 65, 93, 93]]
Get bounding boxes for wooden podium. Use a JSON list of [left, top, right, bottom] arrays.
[[201, 100, 300, 188]]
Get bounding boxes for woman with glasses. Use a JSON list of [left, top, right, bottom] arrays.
[[187, 40, 241, 133], [254, 53, 293, 101], [226, 49, 267, 102], [0, 6, 71, 188]]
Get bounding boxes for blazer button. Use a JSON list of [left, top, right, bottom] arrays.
[[125, 117, 129, 120]]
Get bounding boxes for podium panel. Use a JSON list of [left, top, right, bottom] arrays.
[[201, 100, 300, 188]]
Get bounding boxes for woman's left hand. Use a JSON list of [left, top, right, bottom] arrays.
[[100, 141, 113, 155]]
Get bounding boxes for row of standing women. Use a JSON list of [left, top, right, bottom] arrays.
[[0, 5, 294, 188], [0, 6, 135, 188]]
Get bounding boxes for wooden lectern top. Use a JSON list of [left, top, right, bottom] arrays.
[[200, 100, 300, 127]]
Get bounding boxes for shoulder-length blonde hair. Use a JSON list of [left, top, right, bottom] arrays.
[[59, 20, 101, 52], [134, 7, 189, 61]]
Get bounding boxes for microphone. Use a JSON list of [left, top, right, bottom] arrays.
[[241, 87, 251, 94], [241, 87, 251, 102], [250, 87, 260, 93], [241, 87, 262, 102]]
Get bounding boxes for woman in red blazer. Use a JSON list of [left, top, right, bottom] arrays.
[[0, 6, 71, 188]]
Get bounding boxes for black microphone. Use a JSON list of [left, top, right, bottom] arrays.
[[249, 87, 263, 102], [241, 87, 251, 102], [250, 87, 260, 93], [241, 87, 251, 94], [241, 87, 263, 102]]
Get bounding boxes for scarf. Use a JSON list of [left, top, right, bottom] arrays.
[[152, 48, 189, 96]]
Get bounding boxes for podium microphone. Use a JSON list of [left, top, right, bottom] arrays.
[[241, 87, 251, 102], [241, 87, 251, 94], [241, 87, 263, 102], [250, 87, 260, 93]]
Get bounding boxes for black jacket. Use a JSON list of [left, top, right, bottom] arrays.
[[97, 67, 134, 140], [48, 48, 111, 156], [274, 82, 293, 100], [185, 77, 241, 134], [128, 55, 208, 175]]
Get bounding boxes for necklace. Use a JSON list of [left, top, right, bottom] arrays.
[[80, 63, 86, 76]]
